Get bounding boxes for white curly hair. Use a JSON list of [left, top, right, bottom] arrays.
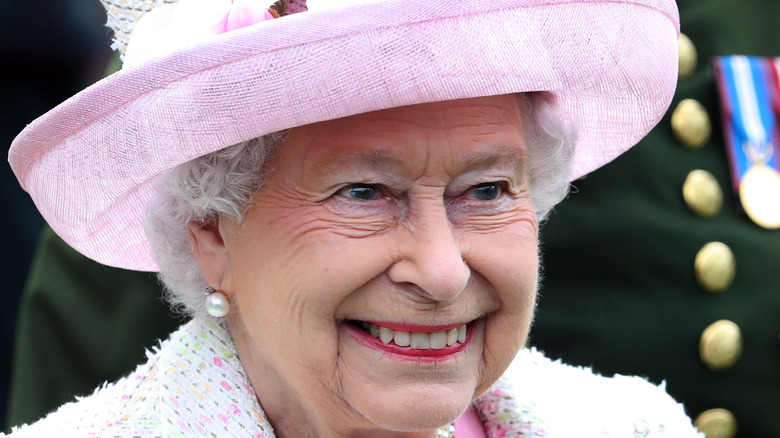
[[145, 93, 577, 318]]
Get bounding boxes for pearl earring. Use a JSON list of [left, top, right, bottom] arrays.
[[204, 287, 230, 317]]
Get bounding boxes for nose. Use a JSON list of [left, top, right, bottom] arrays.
[[386, 206, 471, 302]]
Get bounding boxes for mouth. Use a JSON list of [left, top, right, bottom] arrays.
[[344, 319, 476, 359]]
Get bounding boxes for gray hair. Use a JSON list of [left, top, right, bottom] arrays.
[[146, 93, 577, 318]]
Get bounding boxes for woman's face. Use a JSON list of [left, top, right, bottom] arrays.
[[197, 94, 539, 436]]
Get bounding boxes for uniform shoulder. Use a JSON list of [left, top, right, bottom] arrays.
[[3, 319, 267, 438], [498, 348, 703, 437], [4, 340, 165, 436]]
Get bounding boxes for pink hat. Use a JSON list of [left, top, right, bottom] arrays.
[[9, 0, 680, 271]]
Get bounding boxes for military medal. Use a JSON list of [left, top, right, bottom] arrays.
[[740, 163, 780, 228], [714, 56, 780, 229]]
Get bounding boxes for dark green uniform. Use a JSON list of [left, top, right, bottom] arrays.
[[533, 1, 780, 436], [5, 227, 181, 430]]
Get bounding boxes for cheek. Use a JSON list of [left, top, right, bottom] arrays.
[[227, 205, 404, 402], [465, 213, 539, 297], [231, 205, 398, 323], [466, 219, 538, 394], [471, 227, 538, 323]]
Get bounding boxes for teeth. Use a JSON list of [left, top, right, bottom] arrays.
[[379, 326, 394, 345], [394, 330, 411, 347], [447, 328, 458, 346], [364, 323, 468, 349], [410, 332, 430, 349], [429, 331, 447, 349]]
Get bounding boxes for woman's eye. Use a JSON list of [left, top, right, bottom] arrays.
[[340, 184, 381, 201], [469, 182, 503, 201]]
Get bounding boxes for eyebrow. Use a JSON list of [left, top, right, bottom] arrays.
[[455, 145, 526, 177], [327, 148, 409, 173], [318, 144, 526, 178]]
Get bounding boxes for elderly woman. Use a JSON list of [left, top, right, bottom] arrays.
[[6, 0, 699, 436]]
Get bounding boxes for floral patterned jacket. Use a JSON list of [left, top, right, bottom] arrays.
[[5, 318, 702, 437]]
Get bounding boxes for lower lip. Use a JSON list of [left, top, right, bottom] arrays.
[[344, 321, 476, 361]]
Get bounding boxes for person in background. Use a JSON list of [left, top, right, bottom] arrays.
[[532, 1, 780, 437], [0, 0, 113, 428]]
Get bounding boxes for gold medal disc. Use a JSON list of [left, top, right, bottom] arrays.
[[739, 164, 780, 229]]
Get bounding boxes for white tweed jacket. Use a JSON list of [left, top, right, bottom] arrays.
[[5, 318, 702, 437]]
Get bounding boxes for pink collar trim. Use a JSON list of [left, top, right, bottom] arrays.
[[454, 405, 487, 438]]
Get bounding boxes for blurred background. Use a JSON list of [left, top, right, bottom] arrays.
[[0, 0, 111, 427]]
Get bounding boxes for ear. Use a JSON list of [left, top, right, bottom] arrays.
[[188, 217, 237, 295]]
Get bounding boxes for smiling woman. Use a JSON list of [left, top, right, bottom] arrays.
[[6, 0, 700, 437], [149, 94, 572, 320], [182, 96, 542, 435]]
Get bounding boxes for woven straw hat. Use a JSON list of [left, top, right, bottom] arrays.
[[9, 0, 680, 271]]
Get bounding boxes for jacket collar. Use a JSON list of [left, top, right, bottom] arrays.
[[155, 318, 546, 437]]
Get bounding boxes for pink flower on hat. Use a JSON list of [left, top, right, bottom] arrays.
[[124, 0, 277, 67]]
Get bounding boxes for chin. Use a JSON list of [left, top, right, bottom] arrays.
[[351, 381, 478, 432], [334, 316, 493, 432]]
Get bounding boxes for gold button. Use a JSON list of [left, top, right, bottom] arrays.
[[683, 170, 723, 218], [678, 33, 697, 80], [694, 242, 736, 293], [700, 320, 743, 371], [694, 408, 737, 438], [671, 99, 711, 149]]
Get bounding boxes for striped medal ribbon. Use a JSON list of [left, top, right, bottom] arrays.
[[714, 55, 780, 229]]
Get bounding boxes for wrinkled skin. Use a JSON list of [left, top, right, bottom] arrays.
[[190, 95, 539, 437]]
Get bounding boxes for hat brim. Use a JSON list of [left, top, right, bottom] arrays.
[[9, 0, 679, 271]]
